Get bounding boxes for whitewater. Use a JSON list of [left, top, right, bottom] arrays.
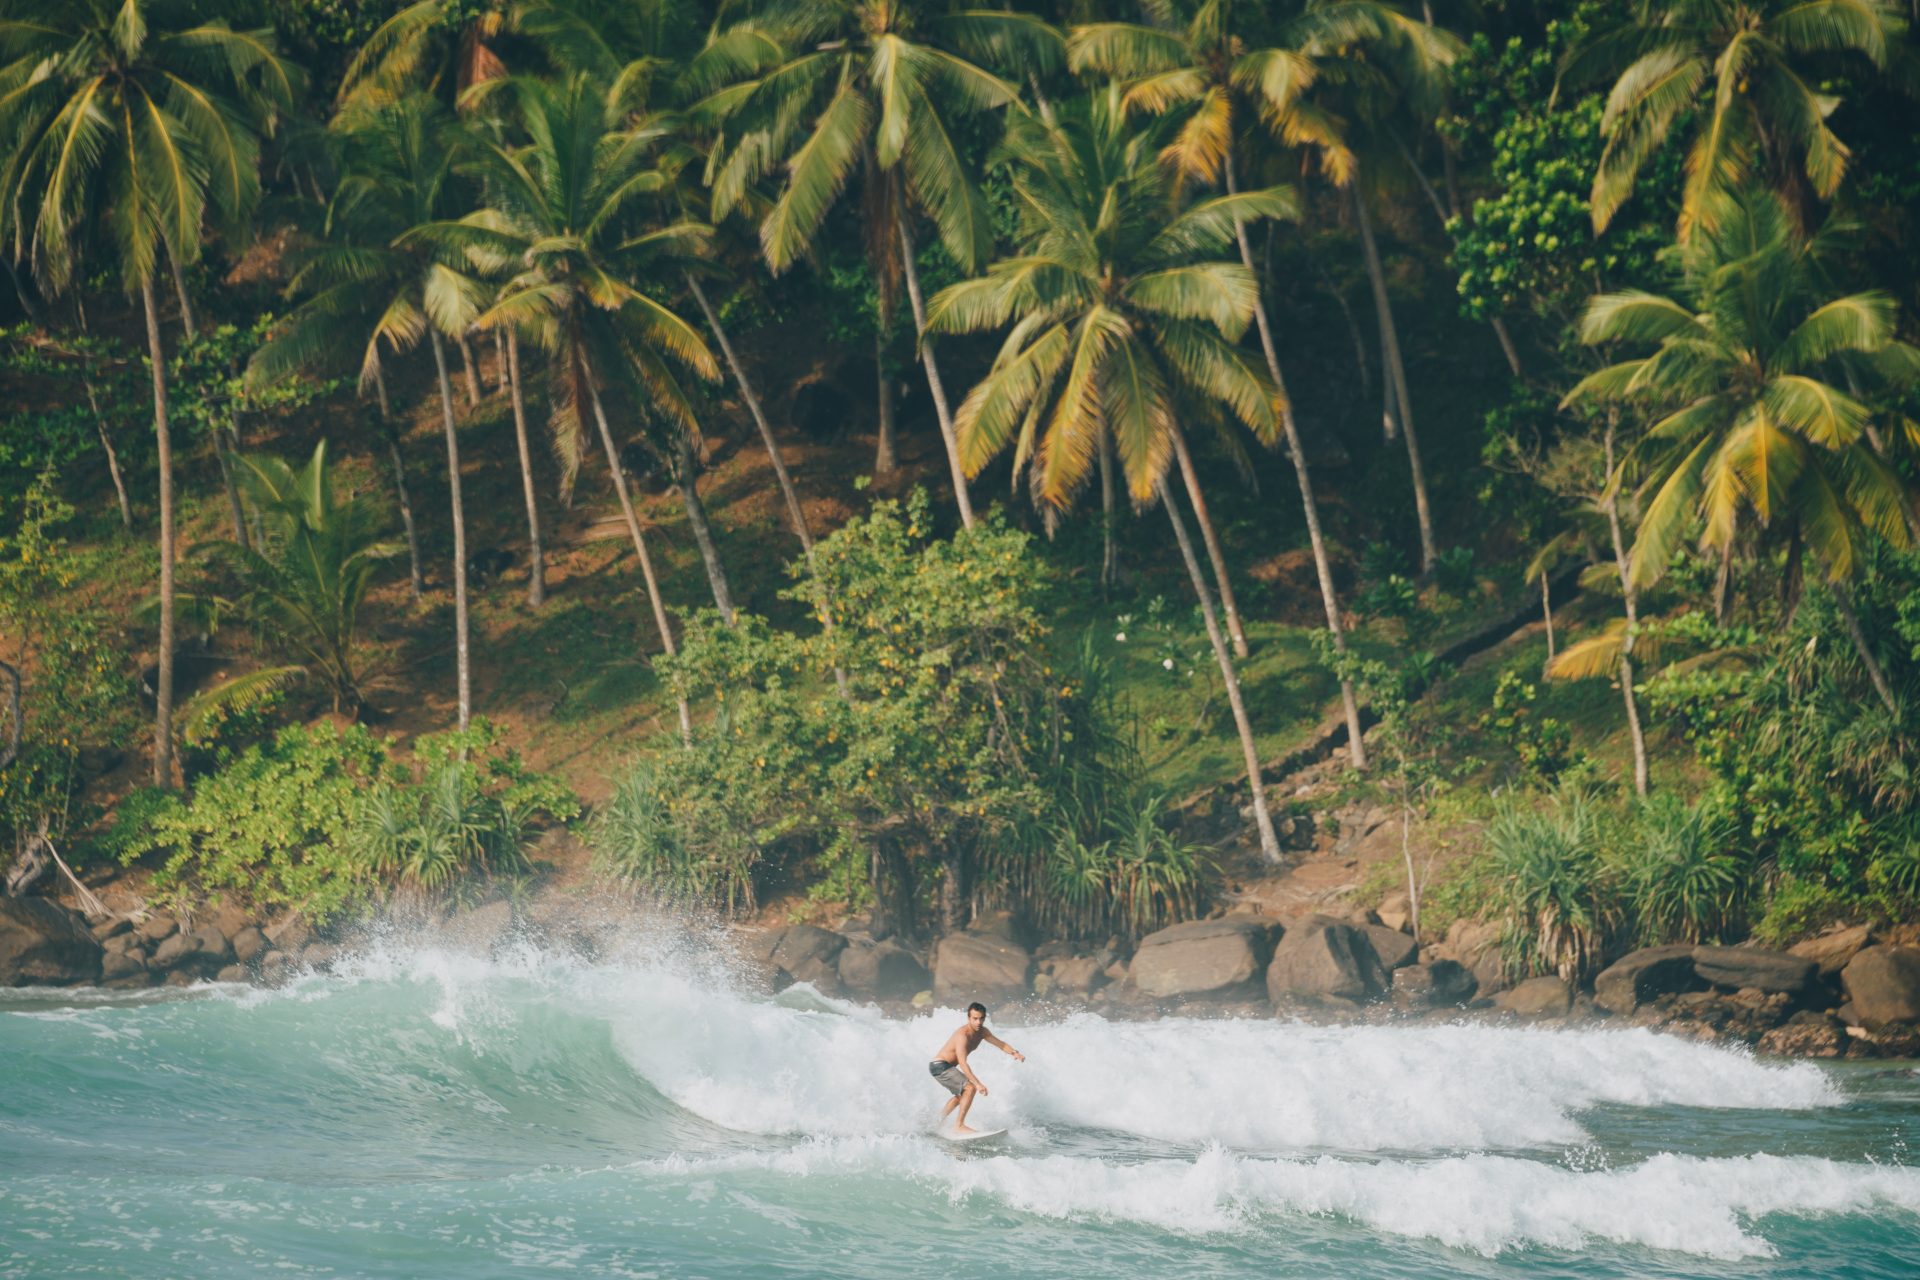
[[4, 928, 1919, 1277]]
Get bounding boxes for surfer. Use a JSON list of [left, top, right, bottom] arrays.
[[929, 1002, 1024, 1136]]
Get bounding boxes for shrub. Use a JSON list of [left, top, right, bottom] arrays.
[[589, 753, 765, 915], [1615, 795, 1744, 945], [1478, 670, 1576, 785], [1486, 786, 1616, 983]]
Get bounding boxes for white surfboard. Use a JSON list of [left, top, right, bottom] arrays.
[[942, 1127, 1007, 1143]]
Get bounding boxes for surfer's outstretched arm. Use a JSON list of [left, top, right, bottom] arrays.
[[982, 1030, 1025, 1062]]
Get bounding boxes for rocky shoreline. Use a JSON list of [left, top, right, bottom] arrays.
[[7, 891, 1919, 1059]]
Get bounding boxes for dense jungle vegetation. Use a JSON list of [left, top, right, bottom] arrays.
[[3, 0, 1919, 968]]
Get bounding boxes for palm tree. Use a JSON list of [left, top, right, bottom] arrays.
[[256, 95, 484, 730], [446, 74, 727, 741], [0, 0, 298, 787], [1562, 0, 1903, 237], [706, 0, 1060, 530], [1563, 194, 1918, 716], [1069, 0, 1393, 761], [927, 88, 1292, 861]]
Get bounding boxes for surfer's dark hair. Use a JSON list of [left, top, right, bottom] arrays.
[[968, 1002, 987, 1017]]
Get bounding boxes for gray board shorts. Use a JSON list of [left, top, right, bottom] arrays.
[[929, 1059, 970, 1096]]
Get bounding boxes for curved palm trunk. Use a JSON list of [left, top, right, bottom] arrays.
[[1170, 429, 1250, 658], [1540, 569, 1556, 674], [897, 217, 976, 530], [676, 432, 737, 625], [1352, 180, 1438, 573], [1098, 427, 1119, 591], [875, 327, 898, 475], [457, 333, 483, 409], [428, 329, 473, 732], [141, 279, 176, 789], [1160, 480, 1281, 862], [84, 379, 133, 530], [1602, 422, 1649, 797], [371, 361, 425, 604], [581, 351, 693, 746], [1833, 585, 1899, 715], [1226, 156, 1367, 768], [169, 248, 197, 342], [503, 332, 546, 608]]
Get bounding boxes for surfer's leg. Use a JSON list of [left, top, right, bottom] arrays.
[[952, 1084, 978, 1134]]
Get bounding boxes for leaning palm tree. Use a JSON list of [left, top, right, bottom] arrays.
[[0, 0, 298, 787], [1562, 193, 1919, 717], [256, 95, 485, 730], [442, 74, 726, 741], [1561, 0, 1903, 237], [928, 88, 1292, 861], [705, 0, 1061, 530]]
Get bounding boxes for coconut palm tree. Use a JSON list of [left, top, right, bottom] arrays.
[[439, 74, 726, 741], [0, 0, 298, 786], [1561, 0, 1903, 237], [255, 95, 485, 730], [927, 88, 1293, 861], [705, 0, 1061, 530], [1563, 193, 1919, 715]]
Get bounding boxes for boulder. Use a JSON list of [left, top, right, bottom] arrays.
[[1130, 919, 1279, 1000], [1266, 917, 1388, 1004], [100, 950, 146, 980], [135, 912, 179, 944], [205, 902, 253, 941], [153, 926, 229, 972], [837, 940, 930, 1001], [764, 925, 848, 990], [1841, 946, 1920, 1028], [302, 942, 339, 971], [231, 927, 270, 966], [1362, 924, 1418, 971], [1691, 946, 1818, 997], [1048, 955, 1108, 996], [0, 897, 104, 985], [1790, 925, 1874, 980], [966, 910, 1040, 950], [101, 931, 142, 956], [1757, 1010, 1848, 1059], [214, 964, 248, 984], [90, 917, 132, 942], [934, 932, 1032, 1005], [1494, 975, 1574, 1020], [264, 913, 312, 955], [1391, 959, 1477, 1008], [1594, 945, 1701, 1016], [1443, 919, 1508, 997]]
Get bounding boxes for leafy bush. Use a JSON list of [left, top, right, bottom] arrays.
[[1615, 795, 1744, 946], [1434, 546, 1479, 600], [590, 749, 769, 915], [1478, 670, 1576, 785], [1486, 786, 1615, 983]]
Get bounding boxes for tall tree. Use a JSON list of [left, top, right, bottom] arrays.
[[0, 0, 298, 786], [1562, 194, 1919, 715], [1563, 0, 1903, 237], [928, 88, 1292, 861], [706, 0, 1062, 530]]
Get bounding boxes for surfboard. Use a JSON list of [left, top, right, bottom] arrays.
[[942, 1127, 1006, 1143]]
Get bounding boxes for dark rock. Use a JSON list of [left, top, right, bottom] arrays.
[[934, 932, 1032, 1005], [1594, 945, 1701, 1016], [1758, 1011, 1848, 1058], [135, 912, 179, 944], [101, 931, 142, 956], [264, 913, 312, 955], [90, 917, 132, 942], [1130, 919, 1279, 1000], [103, 971, 157, 990], [204, 902, 252, 942], [1494, 975, 1573, 1019], [231, 927, 269, 966], [1691, 946, 1818, 997], [763, 924, 848, 990], [837, 939, 930, 1001], [1049, 955, 1108, 995], [1841, 946, 1920, 1028], [101, 950, 146, 980], [1362, 924, 1418, 971], [153, 926, 228, 972], [1267, 917, 1389, 1004], [1392, 959, 1477, 1008], [214, 964, 248, 984], [1789, 925, 1874, 980], [163, 970, 196, 988], [302, 942, 339, 971], [0, 897, 104, 985], [966, 910, 1040, 950]]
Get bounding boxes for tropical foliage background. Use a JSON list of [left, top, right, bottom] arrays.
[[2, 0, 1919, 960]]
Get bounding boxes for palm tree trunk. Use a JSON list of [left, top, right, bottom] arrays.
[[428, 329, 473, 732], [1098, 427, 1118, 592], [372, 361, 425, 604], [897, 217, 976, 530], [1540, 569, 1556, 672], [676, 432, 737, 625], [581, 351, 693, 745], [1226, 155, 1367, 768], [494, 328, 509, 393], [1160, 480, 1281, 862], [1352, 179, 1438, 573], [84, 380, 133, 531], [1170, 428, 1250, 658], [504, 331, 545, 607], [458, 333, 482, 409], [1833, 584, 1899, 714], [168, 248, 197, 342], [1602, 421, 1649, 797], [875, 326, 898, 476], [2, 257, 37, 323], [141, 278, 176, 790]]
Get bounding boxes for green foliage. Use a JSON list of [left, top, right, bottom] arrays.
[[1485, 785, 1614, 983], [1478, 670, 1577, 785], [589, 752, 765, 915], [110, 722, 393, 922], [1615, 794, 1745, 946], [0, 327, 144, 508]]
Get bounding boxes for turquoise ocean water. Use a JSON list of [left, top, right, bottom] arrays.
[[4, 928, 1918, 1278]]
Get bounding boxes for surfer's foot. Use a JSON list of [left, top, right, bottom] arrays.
[[952, 1123, 979, 1136]]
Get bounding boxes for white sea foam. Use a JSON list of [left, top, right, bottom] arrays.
[[639, 1141, 1920, 1259], [293, 934, 1841, 1156]]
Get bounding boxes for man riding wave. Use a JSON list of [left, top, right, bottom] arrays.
[[928, 1002, 1024, 1135]]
